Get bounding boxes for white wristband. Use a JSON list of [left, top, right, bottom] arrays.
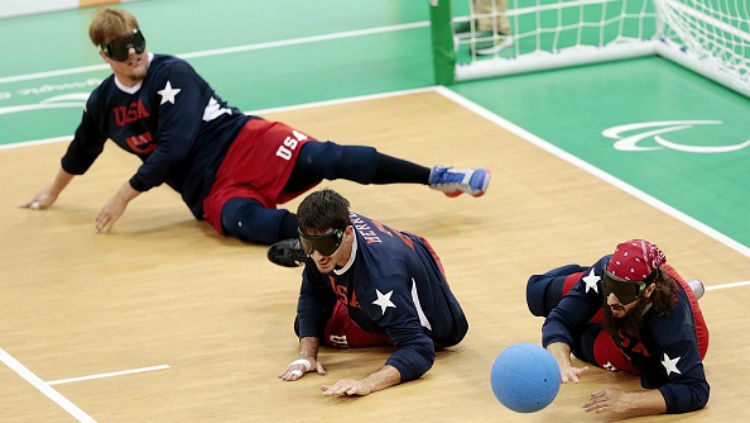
[[289, 358, 312, 372]]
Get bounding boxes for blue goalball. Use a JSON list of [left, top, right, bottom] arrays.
[[490, 343, 561, 413]]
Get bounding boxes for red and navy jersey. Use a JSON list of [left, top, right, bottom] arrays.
[[61, 54, 254, 218], [296, 212, 468, 381], [542, 256, 709, 413]]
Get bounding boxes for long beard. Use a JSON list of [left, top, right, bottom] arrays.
[[602, 298, 650, 339]]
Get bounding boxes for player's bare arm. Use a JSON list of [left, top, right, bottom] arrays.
[[95, 181, 141, 233], [20, 167, 75, 210], [279, 336, 326, 381], [583, 387, 667, 417], [320, 364, 401, 396], [546, 342, 589, 383]]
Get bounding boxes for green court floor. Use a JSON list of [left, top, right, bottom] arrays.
[[1, 0, 748, 251]]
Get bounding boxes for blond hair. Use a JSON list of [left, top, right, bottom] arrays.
[[89, 8, 139, 46]]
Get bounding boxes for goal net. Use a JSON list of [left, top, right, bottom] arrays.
[[429, 0, 750, 97]]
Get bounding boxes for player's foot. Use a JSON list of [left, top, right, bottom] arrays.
[[687, 279, 705, 300], [267, 238, 306, 267], [429, 165, 491, 197]]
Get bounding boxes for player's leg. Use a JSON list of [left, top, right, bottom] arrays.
[[286, 140, 491, 197], [526, 265, 588, 317], [285, 140, 428, 187], [220, 197, 299, 245]]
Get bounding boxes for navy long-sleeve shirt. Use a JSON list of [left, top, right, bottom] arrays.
[[297, 212, 468, 382], [61, 53, 253, 218], [542, 256, 709, 413]]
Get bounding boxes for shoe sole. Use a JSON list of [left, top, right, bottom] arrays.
[[470, 168, 491, 197], [442, 168, 491, 198]]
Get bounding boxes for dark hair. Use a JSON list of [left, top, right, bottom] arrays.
[[650, 268, 677, 316], [297, 189, 350, 233]]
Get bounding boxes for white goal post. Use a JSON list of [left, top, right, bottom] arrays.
[[428, 0, 750, 98]]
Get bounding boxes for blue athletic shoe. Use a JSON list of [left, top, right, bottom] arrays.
[[428, 165, 491, 197]]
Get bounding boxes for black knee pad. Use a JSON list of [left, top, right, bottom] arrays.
[[526, 274, 562, 317], [221, 198, 289, 244], [298, 141, 378, 183]]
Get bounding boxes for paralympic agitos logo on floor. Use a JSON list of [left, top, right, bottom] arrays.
[[602, 121, 750, 153]]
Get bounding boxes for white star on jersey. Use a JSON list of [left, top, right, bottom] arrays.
[[582, 268, 600, 293], [661, 352, 682, 376], [603, 361, 618, 372], [372, 289, 396, 315], [158, 81, 181, 105]]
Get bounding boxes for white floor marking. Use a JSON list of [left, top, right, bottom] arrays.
[[706, 280, 750, 291], [433, 85, 750, 260], [0, 347, 96, 423], [46, 364, 170, 386]]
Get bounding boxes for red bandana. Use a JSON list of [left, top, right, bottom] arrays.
[[607, 239, 666, 281]]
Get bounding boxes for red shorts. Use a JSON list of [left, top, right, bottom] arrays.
[[323, 302, 393, 348], [202, 119, 321, 234]]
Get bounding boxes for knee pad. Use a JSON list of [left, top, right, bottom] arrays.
[[527, 274, 557, 317], [298, 141, 377, 183], [220, 198, 289, 244]]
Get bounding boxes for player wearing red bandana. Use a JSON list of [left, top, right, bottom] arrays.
[[526, 239, 709, 416]]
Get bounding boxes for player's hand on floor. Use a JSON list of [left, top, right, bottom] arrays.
[[279, 357, 326, 381], [560, 364, 589, 383], [320, 379, 372, 396], [583, 388, 629, 413], [95, 195, 128, 233], [19, 187, 58, 210]]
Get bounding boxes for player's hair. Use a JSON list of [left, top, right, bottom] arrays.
[[650, 268, 677, 316], [297, 189, 350, 233], [89, 8, 139, 47]]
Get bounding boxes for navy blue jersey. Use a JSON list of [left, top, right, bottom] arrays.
[[297, 212, 468, 382], [61, 53, 254, 218], [542, 256, 709, 413]]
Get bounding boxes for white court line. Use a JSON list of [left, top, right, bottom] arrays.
[[0, 21, 429, 85], [706, 280, 750, 291], [0, 347, 96, 423], [247, 86, 434, 115], [433, 85, 750, 260], [0, 135, 72, 150], [0, 86, 435, 151], [47, 364, 170, 386]]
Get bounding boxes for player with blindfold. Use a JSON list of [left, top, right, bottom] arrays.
[[21, 8, 491, 251], [525, 239, 709, 417], [279, 189, 468, 396]]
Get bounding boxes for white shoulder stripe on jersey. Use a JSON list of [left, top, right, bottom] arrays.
[[411, 278, 432, 331]]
